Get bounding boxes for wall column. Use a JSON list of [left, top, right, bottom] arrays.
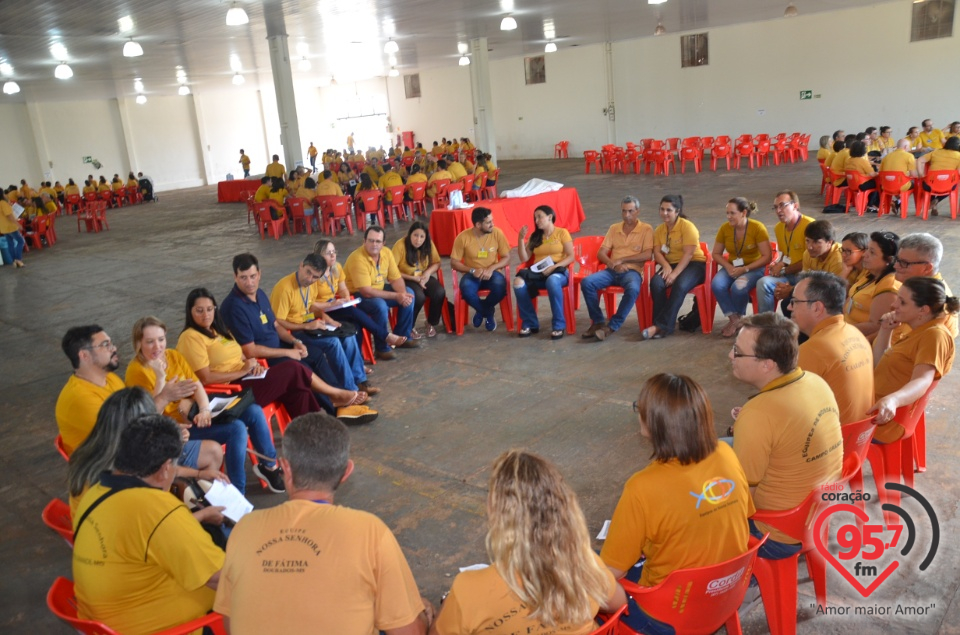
[[468, 37, 497, 165], [604, 42, 617, 144], [262, 0, 303, 171]]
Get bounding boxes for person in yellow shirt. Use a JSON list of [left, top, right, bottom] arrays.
[[126, 172, 139, 188], [879, 139, 919, 195], [97, 176, 111, 193], [264, 177, 288, 219], [392, 222, 447, 338], [307, 142, 318, 172], [430, 141, 444, 157], [891, 233, 957, 339], [265, 154, 286, 179], [918, 118, 945, 154], [19, 179, 34, 199], [755, 190, 813, 313], [446, 155, 467, 182], [1, 189, 26, 267], [830, 134, 855, 186], [346, 132, 355, 153], [362, 158, 384, 184], [580, 196, 654, 341], [426, 160, 453, 198], [64, 178, 80, 196], [844, 141, 880, 209], [253, 176, 272, 202], [514, 205, 574, 339], [916, 136, 960, 213], [845, 231, 900, 339], [316, 170, 344, 197], [239, 149, 251, 178], [450, 207, 511, 331], [377, 163, 404, 202], [111, 175, 124, 191], [772, 219, 843, 312], [82, 179, 96, 195]]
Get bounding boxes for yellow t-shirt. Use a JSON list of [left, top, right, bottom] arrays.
[[920, 129, 945, 150], [55, 373, 126, 455], [270, 272, 318, 324], [295, 187, 317, 200], [450, 227, 511, 270], [176, 327, 246, 375], [928, 149, 960, 172], [880, 150, 917, 179], [601, 442, 754, 586], [214, 500, 424, 634], [448, 162, 467, 182], [714, 219, 769, 266], [73, 481, 223, 635], [316, 264, 346, 303], [240, 154, 251, 169], [378, 172, 404, 201], [254, 184, 271, 203], [830, 149, 851, 185], [435, 554, 615, 635], [392, 238, 441, 277], [801, 241, 843, 275], [798, 315, 874, 425], [653, 217, 705, 265], [344, 246, 402, 292], [124, 350, 199, 422], [265, 161, 286, 179], [308, 146, 318, 158], [844, 155, 875, 177], [600, 221, 654, 274], [873, 317, 955, 443], [316, 180, 344, 197], [844, 270, 900, 326], [427, 170, 453, 197], [529, 226, 572, 263], [733, 369, 843, 543], [774, 214, 814, 266]]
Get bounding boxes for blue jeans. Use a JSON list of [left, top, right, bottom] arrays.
[[459, 271, 507, 320], [581, 269, 642, 331], [294, 331, 365, 390], [2, 231, 25, 261], [756, 272, 798, 313], [514, 270, 568, 331], [711, 267, 765, 317], [188, 417, 248, 493], [236, 404, 278, 470], [620, 596, 677, 635], [358, 293, 414, 350], [650, 262, 706, 334], [750, 519, 803, 560]]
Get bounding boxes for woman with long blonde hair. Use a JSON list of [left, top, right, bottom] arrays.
[[431, 450, 624, 634]]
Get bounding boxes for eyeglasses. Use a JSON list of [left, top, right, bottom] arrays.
[[323, 250, 337, 256], [84, 339, 116, 350], [632, 401, 639, 413], [788, 297, 817, 307], [771, 201, 794, 211], [894, 257, 930, 268], [731, 345, 763, 359], [841, 248, 865, 256]]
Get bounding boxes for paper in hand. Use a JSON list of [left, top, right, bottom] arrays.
[[530, 255, 555, 273], [205, 480, 254, 523]]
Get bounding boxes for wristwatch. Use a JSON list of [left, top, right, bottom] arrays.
[[470, 268, 476, 276]]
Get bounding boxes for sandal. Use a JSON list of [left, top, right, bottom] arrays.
[[385, 333, 408, 348], [550, 330, 564, 340], [519, 327, 534, 338], [426, 324, 437, 337], [332, 390, 368, 408], [409, 328, 424, 340]]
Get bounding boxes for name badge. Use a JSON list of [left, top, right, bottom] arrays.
[[303, 313, 315, 322], [732, 258, 745, 267], [660, 244, 670, 254], [375, 275, 384, 286], [478, 249, 488, 259], [414, 268, 422, 276], [259, 312, 268, 324], [782, 256, 792, 265]]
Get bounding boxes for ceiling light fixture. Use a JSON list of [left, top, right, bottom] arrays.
[[118, 15, 135, 33], [784, 3, 799, 17], [459, 54, 471, 66], [648, 0, 668, 4], [3, 81, 20, 95], [50, 42, 69, 61], [54, 63, 73, 79], [388, 67, 399, 77], [226, 3, 249, 26], [134, 78, 145, 92], [654, 22, 666, 35], [298, 58, 312, 71], [136, 94, 147, 105], [229, 54, 243, 73], [544, 42, 557, 53], [178, 85, 191, 96], [123, 39, 144, 57], [384, 39, 399, 54], [388, 54, 397, 65], [0, 62, 13, 76], [500, 16, 518, 31], [232, 72, 245, 85], [457, 41, 469, 55]]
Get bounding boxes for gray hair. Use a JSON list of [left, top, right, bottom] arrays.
[[796, 271, 847, 316], [282, 413, 351, 491], [621, 195, 640, 210], [898, 233, 942, 271]]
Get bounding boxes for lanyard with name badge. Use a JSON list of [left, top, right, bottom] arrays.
[[296, 272, 315, 322], [732, 223, 748, 267]]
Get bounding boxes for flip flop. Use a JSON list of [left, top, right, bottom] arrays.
[[386, 334, 408, 347]]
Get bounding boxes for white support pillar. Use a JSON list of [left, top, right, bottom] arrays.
[[191, 94, 216, 185], [604, 42, 617, 145], [468, 37, 497, 165], [24, 101, 53, 181], [262, 0, 303, 172], [115, 97, 139, 175]]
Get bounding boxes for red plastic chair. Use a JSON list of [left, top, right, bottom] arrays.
[[751, 451, 860, 634], [253, 202, 287, 240], [755, 140, 772, 167], [406, 182, 428, 217], [643, 149, 675, 176], [126, 185, 142, 205], [623, 148, 641, 174], [591, 604, 628, 634], [427, 178, 451, 210], [444, 181, 465, 208], [715, 135, 732, 146], [451, 264, 514, 335], [384, 185, 408, 223], [679, 146, 702, 173], [513, 263, 577, 335], [619, 534, 768, 635], [917, 170, 960, 220], [92, 202, 109, 231], [840, 416, 878, 525], [572, 236, 607, 310], [710, 144, 732, 171], [735, 134, 753, 146], [554, 140, 570, 158], [733, 142, 755, 170], [787, 136, 807, 162], [665, 137, 680, 152], [318, 195, 354, 236], [482, 168, 500, 199], [843, 171, 877, 216], [55, 434, 70, 460], [64, 193, 82, 214], [42, 499, 74, 546], [111, 188, 125, 208], [460, 174, 476, 198], [584, 150, 603, 174], [389, 268, 454, 335], [710, 242, 778, 319], [47, 577, 227, 635], [827, 169, 847, 205], [285, 197, 312, 234], [76, 203, 100, 233], [877, 171, 915, 219], [866, 380, 939, 527], [641, 243, 714, 334], [355, 189, 385, 230], [819, 161, 833, 199]]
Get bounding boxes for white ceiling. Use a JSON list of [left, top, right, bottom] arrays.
[[0, 0, 898, 102]]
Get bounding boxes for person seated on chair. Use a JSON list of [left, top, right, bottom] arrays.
[[270, 253, 377, 398], [64, 178, 80, 197], [754, 190, 813, 314], [472, 155, 489, 194], [219, 253, 377, 424], [126, 172, 139, 189], [336, 162, 358, 197], [871, 126, 897, 159], [344, 226, 419, 360], [643, 194, 707, 341], [918, 118, 945, 155], [316, 170, 343, 197], [66, 386, 227, 522], [869, 278, 957, 443], [792, 272, 874, 425], [450, 207, 511, 332], [55, 325, 198, 455], [433, 449, 624, 635], [446, 154, 467, 182], [253, 176, 272, 203], [844, 141, 880, 209], [844, 231, 900, 339], [816, 135, 833, 164], [72, 414, 224, 635], [426, 159, 453, 199], [772, 220, 843, 314], [580, 196, 654, 342], [513, 205, 574, 341], [81, 179, 96, 196], [916, 135, 960, 214], [729, 313, 842, 559], [354, 172, 380, 225], [839, 231, 868, 287], [215, 413, 433, 634], [265, 154, 286, 179], [295, 176, 317, 201], [378, 162, 404, 203], [97, 175, 111, 194], [829, 134, 856, 187], [125, 316, 285, 494], [404, 164, 427, 201], [111, 175, 124, 192], [879, 138, 919, 196], [393, 222, 447, 339], [891, 233, 957, 341], [601, 373, 753, 634], [362, 157, 384, 184]]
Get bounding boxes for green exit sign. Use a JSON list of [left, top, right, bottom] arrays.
[[800, 90, 812, 100]]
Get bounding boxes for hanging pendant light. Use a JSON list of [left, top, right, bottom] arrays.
[[55, 63, 73, 79], [123, 39, 144, 57], [226, 3, 249, 26]]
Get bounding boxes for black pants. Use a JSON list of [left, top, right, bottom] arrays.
[[410, 276, 446, 326]]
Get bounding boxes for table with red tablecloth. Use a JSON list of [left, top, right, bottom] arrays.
[[429, 187, 586, 256], [217, 179, 262, 203]]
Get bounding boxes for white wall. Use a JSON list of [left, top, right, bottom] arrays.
[[0, 103, 40, 185], [122, 95, 206, 190], [195, 89, 269, 180], [385, 67, 474, 151], [32, 100, 129, 186]]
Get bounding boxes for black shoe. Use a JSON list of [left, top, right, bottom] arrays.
[[252, 463, 286, 493]]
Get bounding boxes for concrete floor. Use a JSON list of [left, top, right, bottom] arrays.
[[2, 156, 958, 634]]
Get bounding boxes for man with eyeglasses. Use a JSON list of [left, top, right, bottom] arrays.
[[891, 233, 957, 340], [55, 325, 198, 455], [793, 272, 874, 424], [728, 312, 842, 560], [918, 119, 944, 155], [755, 190, 813, 314]]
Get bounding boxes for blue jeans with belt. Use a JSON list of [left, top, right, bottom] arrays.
[[514, 270, 568, 331], [459, 271, 507, 319]]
